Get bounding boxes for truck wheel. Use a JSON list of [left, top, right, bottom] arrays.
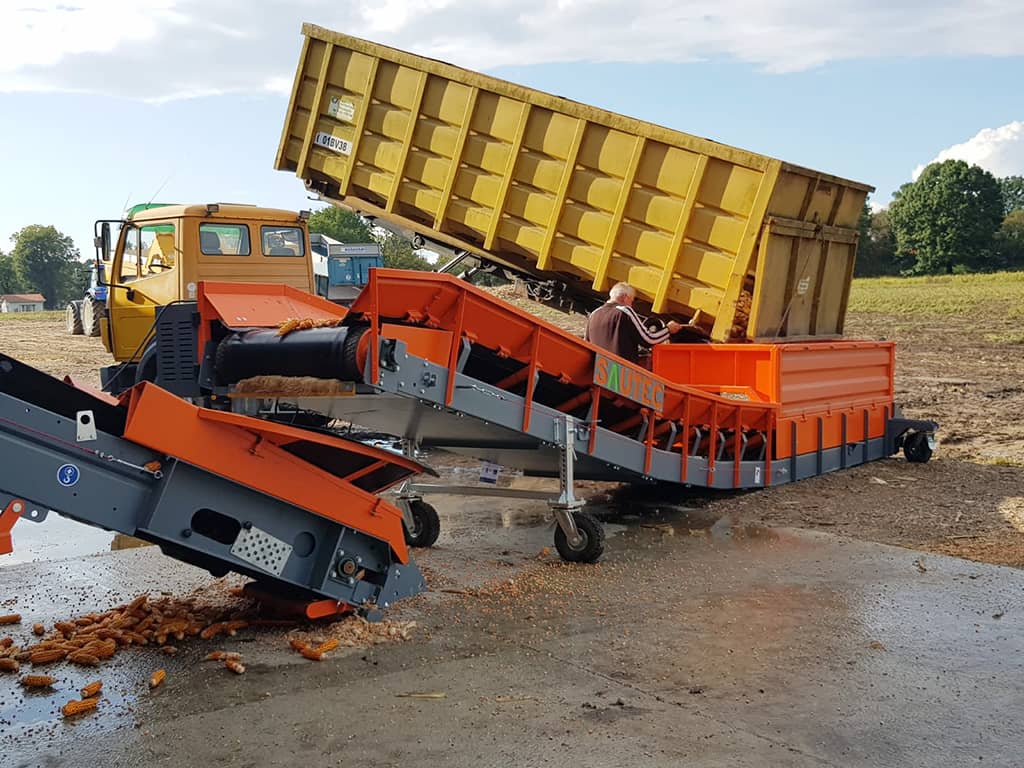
[[82, 296, 104, 337], [554, 511, 604, 563], [403, 500, 440, 548], [903, 431, 933, 463], [65, 301, 84, 335]]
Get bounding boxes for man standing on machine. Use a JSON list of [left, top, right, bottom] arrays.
[[584, 282, 683, 365]]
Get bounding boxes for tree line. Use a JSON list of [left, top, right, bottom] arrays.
[[0, 225, 89, 309], [857, 162, 1024, 277]]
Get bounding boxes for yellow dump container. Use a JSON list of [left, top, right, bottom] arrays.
[[276, 23, 873, 341]]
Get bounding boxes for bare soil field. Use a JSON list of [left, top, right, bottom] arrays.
[[3, 272, 1022, 567]]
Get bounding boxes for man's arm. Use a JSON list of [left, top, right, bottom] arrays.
[[615, 305, 674, 345]]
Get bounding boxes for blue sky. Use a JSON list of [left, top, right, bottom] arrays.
[[1, 1, 1022, 260]]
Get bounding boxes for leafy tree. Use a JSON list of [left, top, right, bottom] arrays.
[[995, 209, 1024, 270], [378, 233, 433, 271], [889, 160, 1004, 274], [10, 225, 81, 308], [307, 206, 375, 243], [0, 251, 23, 294], [999, 175, 1024, 215], [854, 203, 902, 276], [67, 260, 93, 297]]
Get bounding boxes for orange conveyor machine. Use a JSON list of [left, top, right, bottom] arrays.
[[0, 352, 428, 618], [177, 269, 937, 564]]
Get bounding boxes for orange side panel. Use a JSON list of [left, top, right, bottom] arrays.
[[777, 343, 894, 417], [121, 384, 410, 562], [62, 376, 121, 405], [351, 269, 779, 433], [381, 324, 453, 367], [199, 280, 345, 328], [776, 404, 890, 459]]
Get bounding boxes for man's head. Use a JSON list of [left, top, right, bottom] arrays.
[[609, 282, 636, 306]]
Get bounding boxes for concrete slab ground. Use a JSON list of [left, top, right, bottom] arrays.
[[1, 497, 1022, 768]]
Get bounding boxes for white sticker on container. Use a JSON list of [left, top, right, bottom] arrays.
[[754, 466, 762, 485], [315, 131, 353, 156], [797, 277, 811, 295], [327, 97, 356, 122]]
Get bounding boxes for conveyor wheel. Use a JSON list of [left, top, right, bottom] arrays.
[[903, 431, 933, 463], [554, 511, 604, 563], [404, 500, 440, 548]]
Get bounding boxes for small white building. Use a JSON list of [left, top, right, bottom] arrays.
[[0, 293, 46, 313]]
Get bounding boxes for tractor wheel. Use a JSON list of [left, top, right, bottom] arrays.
[[65, 301, 84, 335], [82, 296, 105, 337], [554, 511, 605, 563], [403, 500, 441, 548], [903, 431, 934, 464]]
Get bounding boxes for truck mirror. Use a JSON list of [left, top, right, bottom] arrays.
[[98, 222, 111, 286]]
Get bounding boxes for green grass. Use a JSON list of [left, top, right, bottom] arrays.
[[0, 310, 63, 322], [848, 271, 1024, 317]]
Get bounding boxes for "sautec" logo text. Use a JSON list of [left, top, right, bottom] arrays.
[[593, 353, 665, 412]]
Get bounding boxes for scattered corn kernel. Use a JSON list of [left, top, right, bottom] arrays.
[[20, 674, 55, 688], [62, 698, 99, 717], [149, 669, 166, 689]]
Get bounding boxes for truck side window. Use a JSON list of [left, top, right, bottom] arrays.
[[121, 223, 177, 281], [200, 223, 251, 256], [262, 226, 305, 256]]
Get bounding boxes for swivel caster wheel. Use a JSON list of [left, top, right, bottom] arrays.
[[554, 511, 604, 563], [903, 431, 934, 464], [403, 500, 440, 548]]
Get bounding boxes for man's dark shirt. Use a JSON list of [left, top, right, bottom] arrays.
[[585, 302, 672, 363]]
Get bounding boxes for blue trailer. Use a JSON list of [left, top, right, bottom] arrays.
[[310, 234, 382, 305]]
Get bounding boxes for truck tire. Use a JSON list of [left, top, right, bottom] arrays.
[[82, 296, 105, 337], [65, 301, 84, 335]]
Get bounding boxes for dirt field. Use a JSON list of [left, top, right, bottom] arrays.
[[3, 272, 1022, 567]]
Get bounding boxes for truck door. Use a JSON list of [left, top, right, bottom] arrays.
[[107, 220, 179, 363]]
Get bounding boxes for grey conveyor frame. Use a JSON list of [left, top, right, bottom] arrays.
[[0, 382, 424, 612], [231, 336, 938, 492]]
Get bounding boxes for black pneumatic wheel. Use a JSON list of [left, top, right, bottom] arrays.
[[66, 301, 83, 335], [82, 296, 104, 337], [404, 500, 441, 548], [554, 511, 605, 563], [903, 431, 933, 463]]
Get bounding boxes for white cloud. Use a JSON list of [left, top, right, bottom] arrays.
[[912, 122, 1024, 180], [1, 1, 1023, 101]]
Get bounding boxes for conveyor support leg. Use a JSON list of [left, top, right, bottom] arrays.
[[550, 414, 585, 547]]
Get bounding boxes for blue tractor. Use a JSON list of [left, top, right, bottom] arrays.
[[65, 259, 110, 337]]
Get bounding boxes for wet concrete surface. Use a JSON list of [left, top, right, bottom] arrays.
[[1, 495, 1022, 767]]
